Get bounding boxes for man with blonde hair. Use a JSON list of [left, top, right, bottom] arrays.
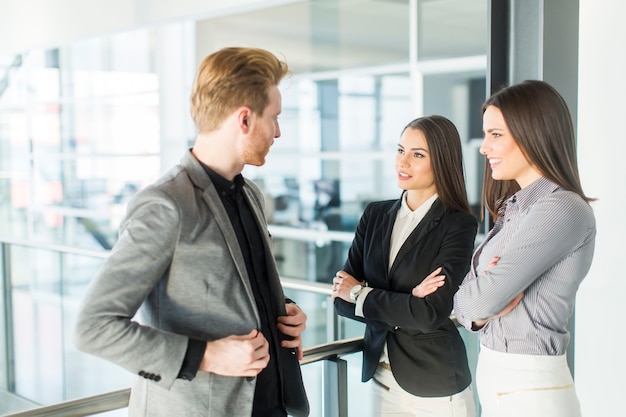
[[75, 47, 309, 417]]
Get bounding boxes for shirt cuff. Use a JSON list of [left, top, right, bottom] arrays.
[[177, 338, 205, 380], [354, 287, 374, 317]]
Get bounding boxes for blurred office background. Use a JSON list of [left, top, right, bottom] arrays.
[[0, 0, 623, 416]]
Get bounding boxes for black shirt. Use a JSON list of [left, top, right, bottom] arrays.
[[178, 163, 285, 417]]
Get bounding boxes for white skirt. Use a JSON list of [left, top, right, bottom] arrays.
[[476, 345, 581, 417]]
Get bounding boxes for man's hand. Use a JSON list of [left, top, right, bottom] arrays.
[[199, 329, 269, 377], [411, 267, 445, 298], [277, 303, 307, 360]]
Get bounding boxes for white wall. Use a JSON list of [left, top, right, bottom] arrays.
[[575, 0, 626, 415]]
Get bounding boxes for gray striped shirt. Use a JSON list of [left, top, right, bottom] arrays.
[[453, 177, 596, 355]]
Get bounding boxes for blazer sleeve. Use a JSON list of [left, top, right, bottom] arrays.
[[74, 187, 189, 389], [362, 212, 477, 332], [334, 204, 375, 325]]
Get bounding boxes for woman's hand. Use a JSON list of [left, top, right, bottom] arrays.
[[332, 270, 362, 303], [472, 293, 524, 328], [411, 267, 445, 298], [472, 256, 524, 328]]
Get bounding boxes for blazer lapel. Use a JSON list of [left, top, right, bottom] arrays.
[[180, 151, 257, 306], [380, 199, 401, 275], [241, 181, 288, 314]]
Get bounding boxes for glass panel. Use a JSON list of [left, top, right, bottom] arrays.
[[0, 244, 6, 392], [300, 360, 324, 417], [0, 31, 159, 245], [344, 352, 374, 416], [11, 246, 63, 404], [300, 352, 376, 417], [231, 0, 489, 285], [62, 253, 132, 401], [7, 244, 131, 405], [418, 0, 488, 60], [0, 0, 488, 409], [0, 26, 159, 405], [284, 289, 334, 347]]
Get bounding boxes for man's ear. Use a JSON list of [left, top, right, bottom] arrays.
[[236, 107, 253, 133]]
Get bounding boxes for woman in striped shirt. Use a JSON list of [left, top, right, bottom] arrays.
[[418, 80, 596, 417]]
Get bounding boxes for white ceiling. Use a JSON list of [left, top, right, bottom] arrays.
[[0, 0, 487, 78], [195, 0, 488, 74]]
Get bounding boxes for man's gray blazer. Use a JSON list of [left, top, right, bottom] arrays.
[[75, 150, 292, 416]]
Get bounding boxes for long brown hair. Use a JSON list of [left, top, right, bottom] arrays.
[[481, 80, 593, 218], [402, 115, 472, 214]]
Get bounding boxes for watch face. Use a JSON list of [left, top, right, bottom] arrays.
[[350, 285, 363, 301]]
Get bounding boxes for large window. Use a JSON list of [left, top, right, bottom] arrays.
[[0, 0, 488, 410], [0, 29, 163, 407]]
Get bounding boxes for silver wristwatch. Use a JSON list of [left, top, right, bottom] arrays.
[[349, 284, 364, 302]]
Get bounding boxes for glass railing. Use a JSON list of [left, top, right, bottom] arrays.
[[0, 236, 479, 417], [0, 235, 367, 416], [2, 337, 365, 417]]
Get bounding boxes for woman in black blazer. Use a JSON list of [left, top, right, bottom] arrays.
[[333, 115, 478, 416]]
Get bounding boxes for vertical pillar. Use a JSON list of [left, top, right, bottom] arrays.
[[1, 242, 15, 392], [409, 0, 423, 117], [323, 358, 348, 417], [509, 0, 579, 127], [487, 0, 509, 94]]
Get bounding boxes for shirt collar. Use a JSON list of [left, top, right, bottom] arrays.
[[508, 176, 560, 212], [199, 162, 245, 196], [398, 192, 439, 219]]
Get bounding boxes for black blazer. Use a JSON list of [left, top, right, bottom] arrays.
[[335, 196, 477, 397]]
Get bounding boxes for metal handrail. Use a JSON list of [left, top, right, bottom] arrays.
[[4, 389, 131, 417], [4, 337, 365, 417], [0, 223, 356, 257], [300, 336, 363, 365], [0, 237, 109, 259], [0, 237, 332, 295], [0, 237, 333, 293]]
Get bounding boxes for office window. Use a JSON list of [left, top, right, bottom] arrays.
[[0, 0, 488, 410]]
